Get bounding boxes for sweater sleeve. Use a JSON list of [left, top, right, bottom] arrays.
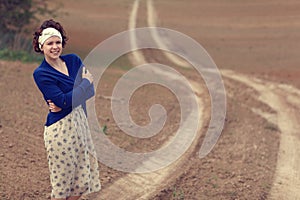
[[85, 83, 95, 100], [33, 70, 92, 109], [76, 65, 95, 101], [74, 55, 95, 101]]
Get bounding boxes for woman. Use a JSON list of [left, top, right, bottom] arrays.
[[32, 19, 101, 200]]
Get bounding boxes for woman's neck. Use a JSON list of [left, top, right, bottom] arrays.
[[45, 56, 62, 68]]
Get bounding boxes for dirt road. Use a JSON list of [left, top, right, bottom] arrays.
[[92, 1, 300, 199], [222, 70, 300, 200], [1, 0, 300, 199]]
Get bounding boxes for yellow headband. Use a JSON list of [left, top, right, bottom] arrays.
[[38, 27, 62, 50]]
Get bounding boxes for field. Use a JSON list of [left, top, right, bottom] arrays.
[[1, 0, 300, 199]]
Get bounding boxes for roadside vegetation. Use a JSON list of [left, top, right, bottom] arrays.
[[0, 0, 61, 63]]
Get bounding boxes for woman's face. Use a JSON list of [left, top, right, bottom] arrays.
[[41, 36, 62, 60]]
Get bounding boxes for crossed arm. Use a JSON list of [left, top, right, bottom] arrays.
[[46, 66, 94, 112]]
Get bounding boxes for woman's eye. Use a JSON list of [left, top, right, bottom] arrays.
[[56, 41, 62, 44]]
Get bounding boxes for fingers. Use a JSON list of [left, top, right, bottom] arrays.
[[47, 100, 62, 112], [49, 104, 54, 110], [51, 107, 61, 112], [83, 67, 88, 74], [82, 67, 93, 83], [49, 104, 62, 112], [47, 100, 54, 109], [83, 67, 92, 76]]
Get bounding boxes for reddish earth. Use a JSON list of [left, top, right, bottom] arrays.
[[1, 0, 300, 199]]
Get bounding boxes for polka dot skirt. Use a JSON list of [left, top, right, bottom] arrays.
[[44, 106, 101, 199]]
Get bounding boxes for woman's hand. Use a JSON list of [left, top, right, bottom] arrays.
[[47, 100, 62, 112], [82, 66, 93, 84]]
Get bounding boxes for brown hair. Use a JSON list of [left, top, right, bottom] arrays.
[[32, 19, 68, 53]]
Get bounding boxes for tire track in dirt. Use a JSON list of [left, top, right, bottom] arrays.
[[146, 1, 300, 198], [222, 70, 300, 200], [97, 0, 300, 199], [146, 0, 190, 68], [96, 0, 208, 199], [128, 0, 147, 65]]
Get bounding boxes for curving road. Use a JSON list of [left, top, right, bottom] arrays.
[[96, 0, 300, 199]]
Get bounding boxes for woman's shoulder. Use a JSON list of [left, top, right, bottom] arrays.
[[33, 60, 47, 76], [33, 60, 55, 81], [33, 66, 52, 82]]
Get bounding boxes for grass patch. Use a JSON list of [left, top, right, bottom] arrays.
[[172, 187, 185, 200], [0, 48, 43, 63], [102, 124, 108, 135]]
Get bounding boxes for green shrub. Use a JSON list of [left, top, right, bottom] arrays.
[[0, 0, 62, 63]]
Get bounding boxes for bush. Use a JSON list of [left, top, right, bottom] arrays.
[[0, 0, 61, 63]]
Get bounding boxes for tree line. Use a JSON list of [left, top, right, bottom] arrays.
[[0, 0, 59, 51]]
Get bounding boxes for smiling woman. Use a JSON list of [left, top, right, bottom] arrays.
[[32, 19, 101, 200]]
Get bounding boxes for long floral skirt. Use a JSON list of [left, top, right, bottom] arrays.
[[44, 106, 101, 199]]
